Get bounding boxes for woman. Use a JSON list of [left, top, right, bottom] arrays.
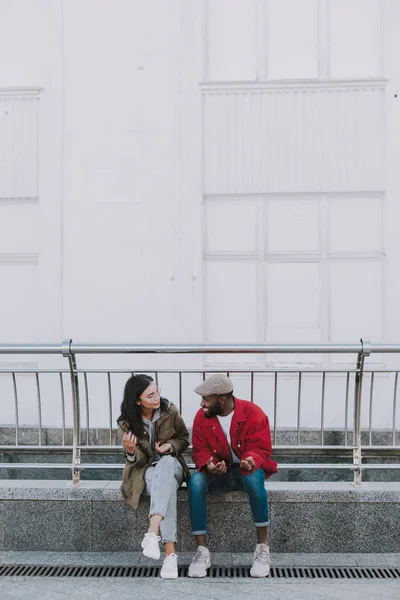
[[117, 374, 190, 579]]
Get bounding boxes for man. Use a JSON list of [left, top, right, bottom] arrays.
[[188, 373, 278, 578]]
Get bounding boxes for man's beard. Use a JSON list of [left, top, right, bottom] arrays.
[[204, 404, 222, 418]]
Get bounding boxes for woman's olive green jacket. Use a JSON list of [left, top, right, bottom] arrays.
[[117, 399, 190, 509]]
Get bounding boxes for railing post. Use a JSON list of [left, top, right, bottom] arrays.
[[353, 338, 371, 486], [62, 338, 81, 486]]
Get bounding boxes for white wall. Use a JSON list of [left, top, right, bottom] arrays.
[[1, 0, 400, 430]]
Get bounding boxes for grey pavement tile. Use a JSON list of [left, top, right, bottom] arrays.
[[0, 550, 141, 566], [323, 553, 359, 566], [0, 579, 400, 600], [0, 551, 25, 564], [318, 586, 393, 600], [176, 551, 195, 565], [291, 553, 328, 566], [138, 553, 164, 567], [334, 582, 400, 599], [212, 552, 233, 566], [231, 552, 253, 566], [4, 552, 56, 565], [270, 553, 296, 566], [44, 551, 141, 566], [382, 553, 400, 567], [78, 551, 141, 566], [138, 550, 232, 567], [355, 553, 390, 567]]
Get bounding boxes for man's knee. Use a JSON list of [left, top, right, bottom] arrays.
[[240, 468, 266, 489], [188, 470, 207, 493]]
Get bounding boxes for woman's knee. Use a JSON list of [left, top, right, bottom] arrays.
[[157, 455, 175, 469]]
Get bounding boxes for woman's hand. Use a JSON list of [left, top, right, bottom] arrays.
[[155, 441, 172, 455], [122, 431, 137, 455]]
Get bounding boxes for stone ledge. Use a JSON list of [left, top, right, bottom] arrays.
[[1, 481, 400, 553]]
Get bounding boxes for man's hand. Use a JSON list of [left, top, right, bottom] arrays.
[[155, 441, 172, 455], [240, 456, 255, 472], [205, 456, 227, 476], [122, 431, 137, 455]]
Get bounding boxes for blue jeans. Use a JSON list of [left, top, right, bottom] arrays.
[[188, 465, 270, 535], [143, 456, 183, 543]]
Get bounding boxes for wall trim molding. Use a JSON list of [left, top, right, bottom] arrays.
[[0, 87, 42, 97], [203, 252, 385, 263], [201, 78, 386, 92], [0, 253, 39, 266], [204, 191, 385, 202], [0, 197, 39, 204]]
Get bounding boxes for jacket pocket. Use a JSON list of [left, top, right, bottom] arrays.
[[157, 427, 175, 442]]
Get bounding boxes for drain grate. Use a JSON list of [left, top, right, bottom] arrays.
[[1, 564, 400, 579]]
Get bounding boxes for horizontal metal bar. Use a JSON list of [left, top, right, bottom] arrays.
[[0, 369, 362, 375], [74, 368, 360, 374], [0, 444, 362, 451], [70, 343, 365, 354], [0, 445, 76, 451], [0, 464, 126, 470], [278, 463, 400, 470], [1, 341, 400, 356], [354, 463, 400, 469], [368, 344, 400, 353], [0, 344, 61, 354], [274, 445, 400, 452], [3, 462, 400, 471], [0, 370, 69, 374], [0, 463, 75, 469], [2, 368, 400, 375], [1, 444, 399, 453]]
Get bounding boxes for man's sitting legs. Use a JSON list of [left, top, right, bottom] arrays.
[[188, 466, 270, 577]]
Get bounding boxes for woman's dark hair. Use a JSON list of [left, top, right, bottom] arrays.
[[118, 374, 154, 439]]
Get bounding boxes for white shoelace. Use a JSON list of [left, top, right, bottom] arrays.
[[254, 547, 270, 565], [164, 553, 177, 561], [193, 549, 209, 564], [145, 533, 161, 541]]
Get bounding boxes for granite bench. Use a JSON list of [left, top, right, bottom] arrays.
[[0, 481, 399, 554]]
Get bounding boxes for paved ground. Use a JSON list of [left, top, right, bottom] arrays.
[[0, 553, 399, 600]]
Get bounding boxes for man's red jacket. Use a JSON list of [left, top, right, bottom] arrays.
[[191, 396, 278, 477]]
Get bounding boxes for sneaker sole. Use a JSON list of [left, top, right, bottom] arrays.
[[188, 561, 211, 578], [250, 570, 270, 578], [141, 546, 161, 560]]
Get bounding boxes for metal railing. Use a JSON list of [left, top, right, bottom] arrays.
[[0, 338, 400, 486]]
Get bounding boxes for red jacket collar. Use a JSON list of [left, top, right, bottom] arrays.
[[202, 396, 247, 426]]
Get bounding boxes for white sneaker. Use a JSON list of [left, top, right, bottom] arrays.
[[188, 546, 211, 578], [250, 543, 270, 577], [160, 553, 178, 579], [141, 532, 161, 560]]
